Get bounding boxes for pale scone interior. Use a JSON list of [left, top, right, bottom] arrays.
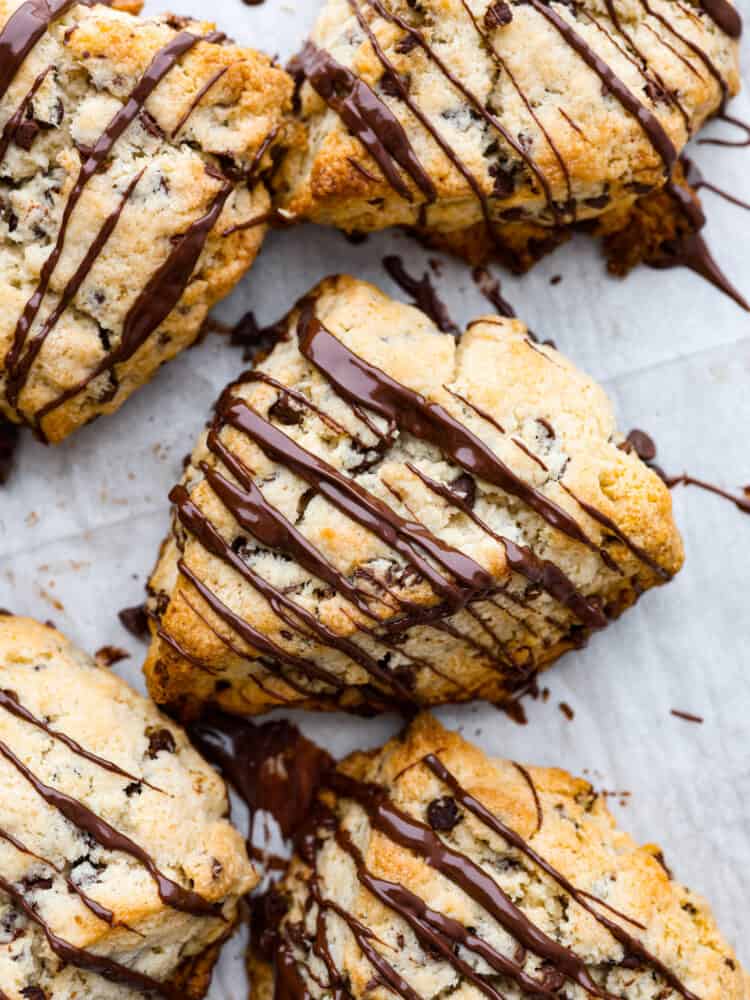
[[145, 275, 683, 717], [275, 0, 740, 268], [249, 713, 748, 1000], [0, 0, 292, 442], [0, 615, 256, 999]]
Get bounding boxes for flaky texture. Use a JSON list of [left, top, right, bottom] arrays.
[[0, 614, 257, 999], [249, 713, 747, 1000], [0, 0, 292, 442], [144, 276, 683, 717], [275, 0, 739, 269]]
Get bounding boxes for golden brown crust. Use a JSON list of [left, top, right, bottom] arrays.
[[0, 1, 293, 442], [144, 276, 683, 717], [249, 713, 747, 1000]]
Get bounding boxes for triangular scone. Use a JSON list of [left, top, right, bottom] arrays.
[[144, 276, 683, 717], [0, 614, 256, 999], [274, 0, 740, 268], [248, 713, 747, 1000], [0, 1, 292, 443]]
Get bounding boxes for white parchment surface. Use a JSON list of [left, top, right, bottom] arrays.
[[0, 1, 748, 993]]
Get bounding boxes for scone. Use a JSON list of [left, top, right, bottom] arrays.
[[144, 275, 683, 717], [274, 0, 741, 270], [0, 614, 257, 999], [249, 713, 748, 1000], [0, 0, 292, 443]]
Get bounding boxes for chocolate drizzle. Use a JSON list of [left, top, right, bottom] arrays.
[[0, 734, 221, 917], [382, 254, 458, 335], [267, 749, 698, 999], [289, 41, 436, 203], [0, 8, 260, 432], [155, 293, 671, 714], [4, 30, 203, 408]]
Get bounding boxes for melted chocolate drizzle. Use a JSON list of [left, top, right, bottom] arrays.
[[0, 685, 225, 993], [382, 254, 458, 335], [0, 4, 273, 433], [156, 295, 669, 713], [265, 750, 698, 999]]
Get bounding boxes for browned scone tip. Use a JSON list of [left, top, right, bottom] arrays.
[[248, 712, 748, 1000], [0, 614, 257, 999], [143, 275, 683, 719], [274, 0, 740, 271], [0, 0, 293, 444]]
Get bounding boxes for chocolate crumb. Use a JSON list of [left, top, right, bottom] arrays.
[[671, 708, 704, 724], [549, 274, 562, 285], [146, 727, 177, 758], [427, 796, 461, 831], [559, 701, 575, 721], [118, 604, 150, 641], [485, 0, 513, 27], [95, 645, 130, 668], [626, 428, 657, 462]]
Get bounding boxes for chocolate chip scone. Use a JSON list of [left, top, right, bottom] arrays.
[[0, 0, 292, 444], [143, 275, 683, 718], [274, 0, 741, 270], [0, 614, 257, 999], [249, 713, 748, 1000]]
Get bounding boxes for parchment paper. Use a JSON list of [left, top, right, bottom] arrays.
[[1, 1, 748, 993]]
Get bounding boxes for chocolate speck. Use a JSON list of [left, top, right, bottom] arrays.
[[427, 796, 461, 831], [146, 727, 177, 758], [626, 429, 657, 462], [118, 604, 150, 641]]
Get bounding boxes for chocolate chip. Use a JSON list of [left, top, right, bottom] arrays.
[[485, 1, 513, 28], [269, 393, 303, 426], [146, 727, 176, 759], [118, 604, 150, 641], [427, 796, 461, 831], [489, 161, 515, 198], [395, 32, 419, 54], [21, 989, 47, 1000], [451, 473, 476, 508], [124, 782, 142, 798], [626, 428, 657, 463], [15, 119, 40, 151]]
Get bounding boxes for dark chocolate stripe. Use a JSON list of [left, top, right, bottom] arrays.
[[406, 462, 607, 628], [205, 433, 379, 621], [297, 306, 599, 552], [0, 873, 173, 996], [171, 64, 229, 138], [698, 0, 741, 37], [359, 0, 557, 218], [639, 0, 728, 105], [425, 754, 700, 1000], [219, 396, 494, 604], [0, 0, 77, 102], [325, 769, 611, 997], [5, 29, 201, 408], [0, 736, 221, 917], [172, 488, 416, 707], [0, 687, 161, 791], [0, 824, 115, 926], [290, 40, 436, 203], [334, 822, 560, 998], [0, 65, 50, 164], [528, 0, 676, 172], [34, 180, 230, 428]]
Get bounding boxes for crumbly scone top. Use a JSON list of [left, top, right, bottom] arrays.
[[0, 0, 292, 442], [145, 275, 683, 716], [250, 713, 746, 1000], [275, 0, 740, 235], [0, 614, 256, 999]]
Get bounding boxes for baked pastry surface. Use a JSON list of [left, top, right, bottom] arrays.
[[274, 0, 740, 269], [249, 713, 748, 1000], [0, 614, 256, 999], [0, 0, 292, 443], [144, 276, 683, 717]]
